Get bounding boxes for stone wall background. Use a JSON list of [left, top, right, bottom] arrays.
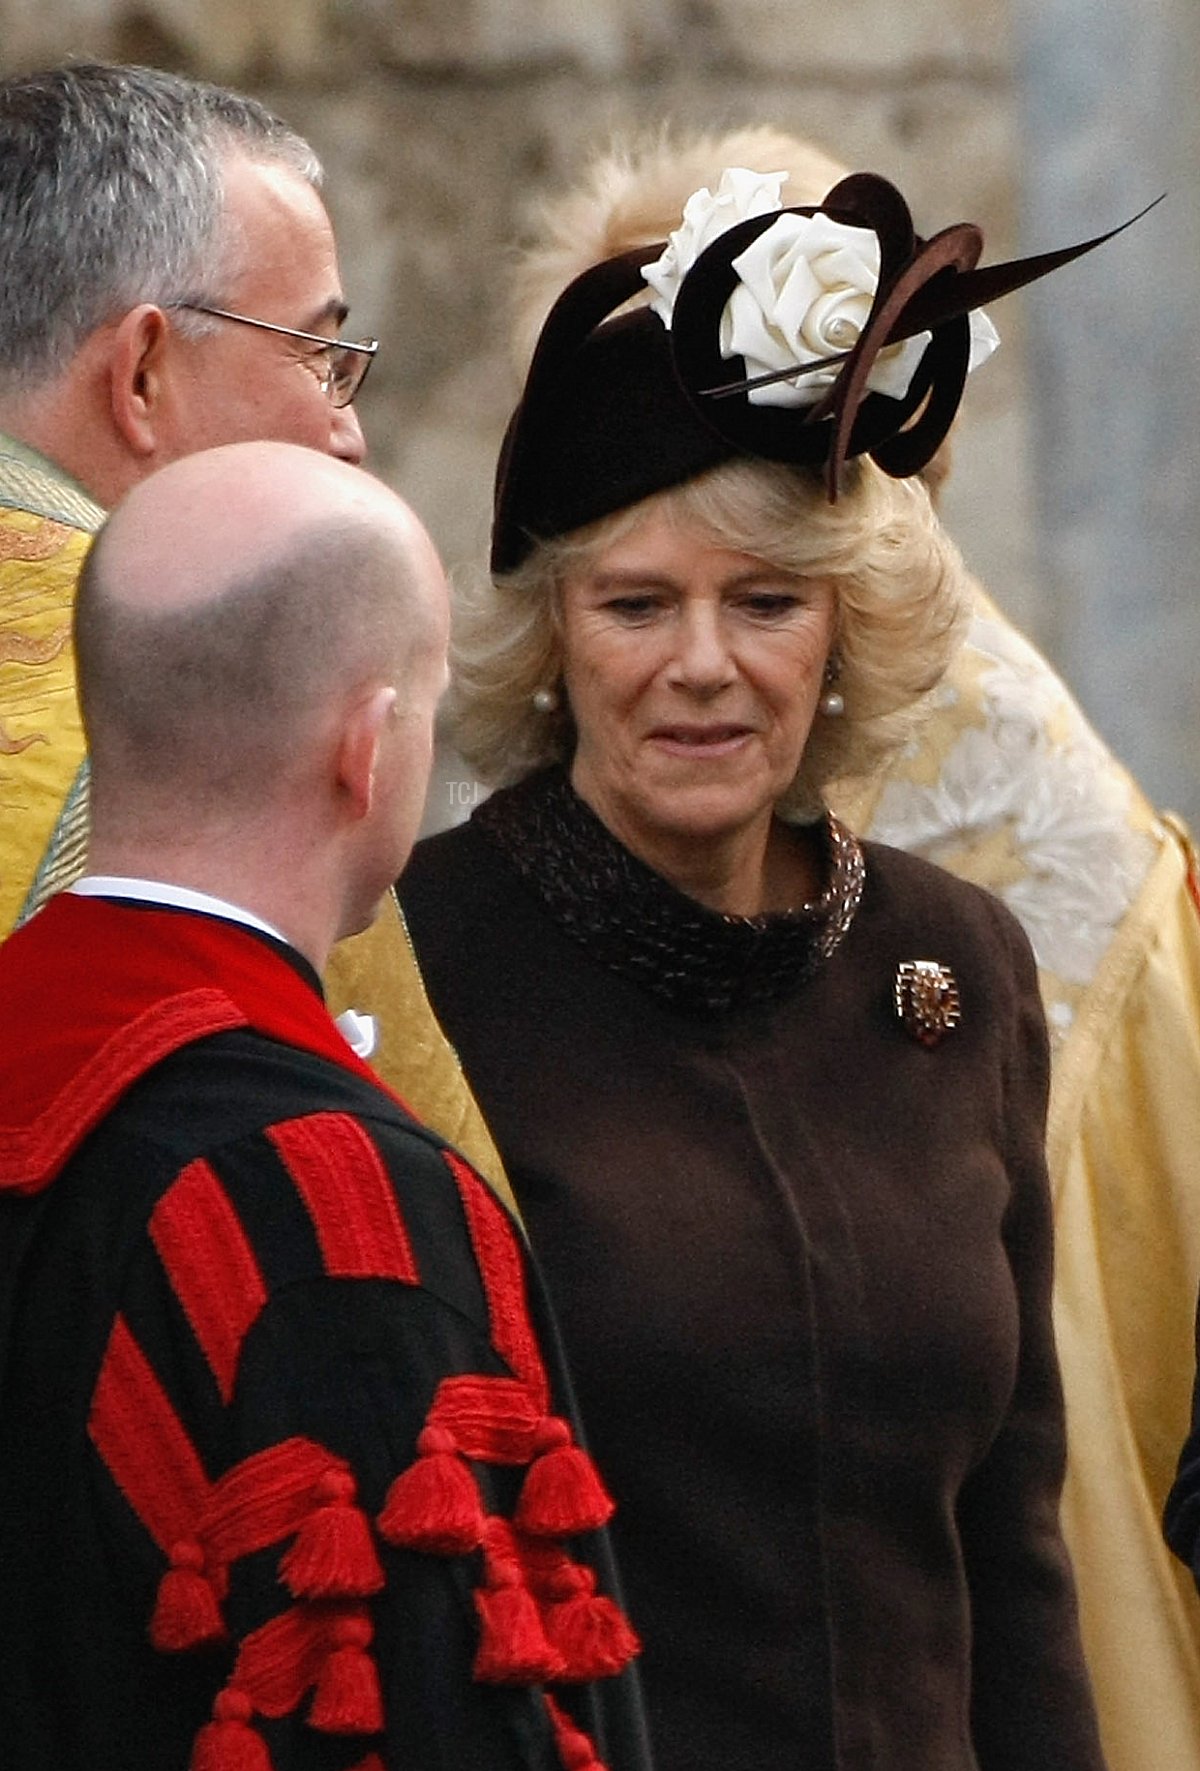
[[2, 0, 1196, 825]]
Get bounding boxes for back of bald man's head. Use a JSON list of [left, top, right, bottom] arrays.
[[75, 442, 445, 838]]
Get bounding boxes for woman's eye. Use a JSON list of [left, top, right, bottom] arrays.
[[739, 592, 802, 619], [602, 595, 661, 623]]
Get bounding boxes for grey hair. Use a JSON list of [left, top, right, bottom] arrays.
[[0, 62, 322, 394], [449, 457, 969, 816]]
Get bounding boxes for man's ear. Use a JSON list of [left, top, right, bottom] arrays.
[[107, 305, 173, 459], [335, 685, 398, 820]]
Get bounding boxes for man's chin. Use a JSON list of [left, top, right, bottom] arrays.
[[335, 891, 386, 945]]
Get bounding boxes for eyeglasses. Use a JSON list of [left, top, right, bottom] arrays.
[[172, 303, 379, 408]]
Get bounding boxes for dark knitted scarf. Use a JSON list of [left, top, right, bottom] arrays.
[[473, 767, 864, 1015]]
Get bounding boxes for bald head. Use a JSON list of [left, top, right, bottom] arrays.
[[76, 441, 447, 842]]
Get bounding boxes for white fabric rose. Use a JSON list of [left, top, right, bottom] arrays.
[[642, 167, 789, 319], [642, 167, 1000, 410], [726, 212, 931, 406]]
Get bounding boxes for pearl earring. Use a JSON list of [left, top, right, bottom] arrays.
[[819, 655, 844, 718], [531, 686, 558, 714]]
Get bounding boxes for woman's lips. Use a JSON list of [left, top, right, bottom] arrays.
[[648, 724, 754, 757]]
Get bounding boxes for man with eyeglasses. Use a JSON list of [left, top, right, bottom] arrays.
[[0, 60, 508, 1200]]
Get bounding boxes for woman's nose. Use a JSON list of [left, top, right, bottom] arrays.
[[667, 606, 736, 693]]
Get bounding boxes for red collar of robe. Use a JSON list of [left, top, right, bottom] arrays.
[[0, 892, 404, 1196]]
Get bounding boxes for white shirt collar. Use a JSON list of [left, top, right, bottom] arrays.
[[70, 875, 290, 948]]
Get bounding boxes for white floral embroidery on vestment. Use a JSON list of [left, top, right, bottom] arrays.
[[865, 611, 1158, 1012]]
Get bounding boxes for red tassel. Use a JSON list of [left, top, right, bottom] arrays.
[[279, 1470, 384, 1599], [474, 1579, 566, 1684], [519, 1544, 640, 1683], [308, 1610, 384, 1735], [541, 1568, 641, 1681], [376, 1425, 486, 1554], [516, 1419, 615, 1537], [544, 1693, 607, 1770], [190, 1687, 273, 1771], [231, 1606, 327, 1719], [473, 1525, 565, 1684], [152, 1539, 225, 1651]]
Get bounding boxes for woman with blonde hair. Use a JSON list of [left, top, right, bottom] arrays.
[[400, 129, 1122, 1770], [544, 132, 1200, 1771]]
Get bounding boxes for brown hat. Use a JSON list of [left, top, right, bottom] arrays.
[[492, 170, 1152, 573]]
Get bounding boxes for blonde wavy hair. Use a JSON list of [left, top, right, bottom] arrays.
[[450, 125, 972, 812]]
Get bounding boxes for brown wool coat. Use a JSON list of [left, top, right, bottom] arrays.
[[400, 788, 1107, 1771]]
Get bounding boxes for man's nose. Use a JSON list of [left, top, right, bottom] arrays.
[[331, 401, 367, 465]]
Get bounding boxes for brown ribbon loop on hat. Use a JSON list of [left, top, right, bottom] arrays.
[[819, 171, 919, 295], [809, 218, 984, 496]]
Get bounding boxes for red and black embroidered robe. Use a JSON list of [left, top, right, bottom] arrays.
[[0, 894, 648, 1771]]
